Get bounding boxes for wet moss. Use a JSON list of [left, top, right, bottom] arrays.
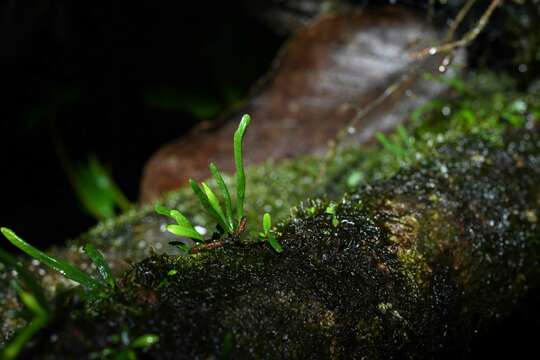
[[2, 70, 540, 356], [14, 127, 540, 359]]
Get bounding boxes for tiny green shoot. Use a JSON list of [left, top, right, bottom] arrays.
[[234, 114, 251, 223], [156, 114, 253, 252], [258, 213, 283, 253], [325, 203, 339, 227]]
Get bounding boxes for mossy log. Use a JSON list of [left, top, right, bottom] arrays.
[[15, 129, 540, 359]]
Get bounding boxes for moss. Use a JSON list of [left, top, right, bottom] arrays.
[[8, 126, 537, 359], [2, 70, 540, 356]]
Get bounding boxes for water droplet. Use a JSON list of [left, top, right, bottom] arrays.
[[442, 106, 451, 116], [195, 225, 207, 235]]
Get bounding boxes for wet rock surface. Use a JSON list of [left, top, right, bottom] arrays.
[[140, 6, 464, 203], [19, 129, 540, 359]]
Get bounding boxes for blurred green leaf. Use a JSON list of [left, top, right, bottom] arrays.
[[169, 240, 192, 253], [1, 287, 49, 360], [83, 243, 115, 289], [0, 248, 48, 311], [74, 155, 131, 220], [130, 334, 159, 349]]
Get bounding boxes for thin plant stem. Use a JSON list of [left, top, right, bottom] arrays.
[[411, 0, 503, 59]]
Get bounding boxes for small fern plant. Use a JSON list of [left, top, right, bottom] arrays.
[[155, 114, 283, 253]]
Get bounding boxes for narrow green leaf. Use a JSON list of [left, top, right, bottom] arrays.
[[154, 203, 172, 217], [169, 241, 192, 253], [155, 205, 194, 230], [209, 162, 234, 231], [1, 228, 104, 292], [267, 234, 283, 253], [234, 114, 251, 224], [166, 225, 204, 242], [376, 132, 405, 157], [201, 182, 231, 232], [263, 213, 271, 235], [169, 210, 194, 229], [410, 99, 444, 125], [0, 247, 48, 311], [83, 243, 115, 288], [220, 332, 235, 360], [18, 289, 47, 317], [1, 289, 49, 360], [189, 179, 229, 232], [88, 156, 132, 213], [396, 125, 413, 149], [131, 334, 159, 349], [73, 155, 131, 220]]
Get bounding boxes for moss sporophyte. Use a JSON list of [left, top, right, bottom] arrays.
[[155, 114, 284, 254]]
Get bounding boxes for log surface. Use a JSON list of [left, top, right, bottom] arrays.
[[24, 130, 540, 359]]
